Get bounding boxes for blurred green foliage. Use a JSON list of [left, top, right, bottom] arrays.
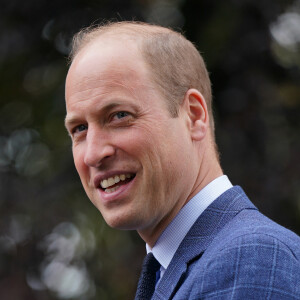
[[0, 0, 299, 299]]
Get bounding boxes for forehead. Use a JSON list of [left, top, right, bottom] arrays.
[[65, 36, 171, 122], [66, 37, 151, 96]]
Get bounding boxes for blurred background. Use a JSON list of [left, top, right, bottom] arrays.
[[0, 0, 299, 299]]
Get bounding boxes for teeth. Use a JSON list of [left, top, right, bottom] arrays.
[[108, 177, 115, 186], [100, 174, 133, 189], [101, 179, 108, 189], [105, 186, 118, 193]]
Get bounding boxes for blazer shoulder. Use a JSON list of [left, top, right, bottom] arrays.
[[219, 208, 300, 257], [186, 212, 300, 299]]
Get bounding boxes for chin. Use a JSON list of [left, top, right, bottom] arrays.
[[103, 212, 145, 231]]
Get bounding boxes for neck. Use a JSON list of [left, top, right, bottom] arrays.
[[186, 152, 223, 205], [139, 138, 223, 247], [139, 162, 223, 248]]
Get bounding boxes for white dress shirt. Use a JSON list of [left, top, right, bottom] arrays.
[[146, 175, 233, 280]]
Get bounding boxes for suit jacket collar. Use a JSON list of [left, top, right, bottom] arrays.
[[152, 186, 257, 300]]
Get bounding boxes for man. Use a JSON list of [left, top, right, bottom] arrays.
[[65, 21, 300, 299]]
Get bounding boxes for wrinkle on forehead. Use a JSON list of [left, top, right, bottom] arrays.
[[66, 39, 155, 102], [64, 36, 171, 121], [70, 64, 149, 90], [66, 69, 156, 107]]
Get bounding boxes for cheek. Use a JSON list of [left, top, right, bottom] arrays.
[[73, 150, 94, 200], [115, 130, 154, 158], [73, 147, 88, 178]]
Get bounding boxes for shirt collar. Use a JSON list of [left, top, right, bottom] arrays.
[[146, 175, 233, 271]]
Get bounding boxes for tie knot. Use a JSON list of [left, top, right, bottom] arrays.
[[143, 253, 160, 273]]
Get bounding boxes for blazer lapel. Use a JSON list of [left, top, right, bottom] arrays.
[[152, 186, 257, 300]]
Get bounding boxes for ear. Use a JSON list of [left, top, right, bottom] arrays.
[[183, 88, 208, 141]]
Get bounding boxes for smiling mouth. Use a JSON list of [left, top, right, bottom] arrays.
[[100, 173, 135, 193]]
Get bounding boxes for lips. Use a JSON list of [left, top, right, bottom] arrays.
[[94, 173, 135, 194]]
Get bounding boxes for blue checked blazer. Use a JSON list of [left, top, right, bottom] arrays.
[[152, 186, 300, 299]]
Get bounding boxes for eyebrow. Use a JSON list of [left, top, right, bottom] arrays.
[[64, 115, 80, 130], [64, 101, 138, 130]]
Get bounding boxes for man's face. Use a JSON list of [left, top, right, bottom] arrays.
[[65, 38, 198, 241]]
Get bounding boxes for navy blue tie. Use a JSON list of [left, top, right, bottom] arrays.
[[135, 253, 161, 300]]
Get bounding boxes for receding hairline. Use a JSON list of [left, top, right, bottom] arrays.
[[69, 21, 183, 62], [69, 21, 213, 120]]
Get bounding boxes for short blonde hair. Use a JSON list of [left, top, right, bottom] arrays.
[[70, 21, 214, 132]]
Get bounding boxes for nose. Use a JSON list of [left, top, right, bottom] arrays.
[[83, 126, 115, 167]]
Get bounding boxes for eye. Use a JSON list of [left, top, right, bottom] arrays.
[[110, 111, 132, 123], [114, 111, 129, 119], [73, 124, 88, 134], [110, 111, 134, 127]]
